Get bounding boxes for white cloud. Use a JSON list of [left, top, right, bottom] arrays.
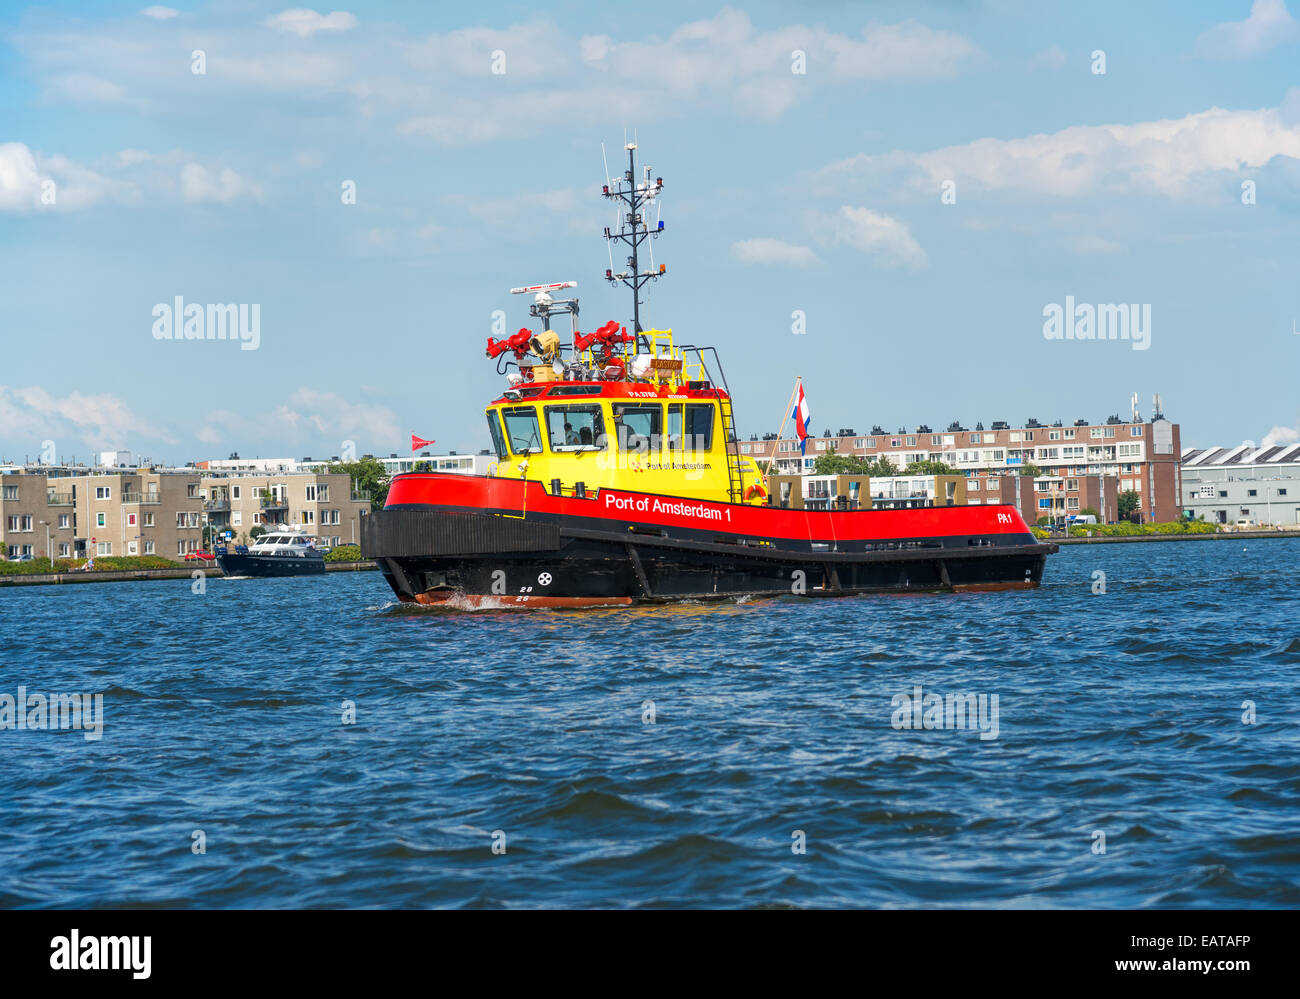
[[13, 9, 981, 146], [817, 104, 1300, 201], [194, 390, 400, 455], [48, 73, 131, 104], [1197, 0, 1300, 59], [1073, 234, 1122, 253], [179, 163, 261, 203], [275, 389, 399, 445], [1028, 45, 1067, 71], [0, 142, 133, 212], [814, 206, 927, 268], [0, 386, 166, 450], [1261, 424, 1300, 447], [267, 9, 359, 39], [0, 142, 45, 211], [731, 238, 818, 266], [139, 6, 178, 20]]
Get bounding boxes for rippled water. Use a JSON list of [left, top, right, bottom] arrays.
[[2, 538, 1298, 908]]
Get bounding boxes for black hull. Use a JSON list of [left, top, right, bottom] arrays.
[[215, 553, 326, 577], [364, 508, 1055, 608]]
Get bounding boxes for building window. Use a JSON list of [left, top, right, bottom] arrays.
[[144, 541, 154, 555], [96, 512, 106, 528], [232, 485, 241, 500], [301, 510, 315, 524], [890, 438, 900, 448], [906, 436, 917, 446], [306, 485, 317, 501], [969, 479, 981, 491], [1131, 427, 1142, 436], [232, 512, 242, 526], [1280, 489, 1289, 496], [1, 485, 17, 500], [127, 513, 137, 527], [128, 541, 138, 555], [59, 543, 70, 557], [95, 486, 111, 500], [1064, 429, 1075, 439], [1248, 489, 1257, 497], [144, 513, 154, 528], [1049, 430, 1060, 440], [178, 541, 186, 556], [97, 542, 112, 556], [865, 439, 876, 449], [187, 484, 197, 497], [970, 433, 982, 444], [319, 485, 330, 502], [58, 514, 70, 528]]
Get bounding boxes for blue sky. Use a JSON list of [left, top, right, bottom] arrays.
[[2, 0, 1299, 465]]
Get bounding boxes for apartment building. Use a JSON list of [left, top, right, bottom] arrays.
[[1, 471, 77, 559], [744, 412, 1180, 523], [199, 472, 370, 546], [72, 469, 204, 558]]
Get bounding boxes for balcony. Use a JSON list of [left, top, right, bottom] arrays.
[[259, 496, 288, 509], [351, 491, 371, 503], [203, 498, 231, 511], [121, 492, 161, 504], [46, 493, 75, 506]]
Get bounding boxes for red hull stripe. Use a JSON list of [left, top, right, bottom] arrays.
[[384, 472, 1036, 543]]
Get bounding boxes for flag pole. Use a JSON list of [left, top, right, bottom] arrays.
[[763, 376, 802, 478]]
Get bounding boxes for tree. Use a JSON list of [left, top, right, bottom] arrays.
[[902, 459, 957, 476], [1020, 462, 1042, 477], [250, 525, 267, 540], [328, 456, 391, 511], [1117, 490, 1140, 521], [811, 448, 897, 478]]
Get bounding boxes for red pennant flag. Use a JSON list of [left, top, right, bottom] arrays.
[[411, 434, 436, 451]]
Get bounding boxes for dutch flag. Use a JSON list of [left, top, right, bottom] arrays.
[[791, 381, 812, 455]]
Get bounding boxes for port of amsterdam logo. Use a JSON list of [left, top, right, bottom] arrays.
[[537, 573, 552, 586]]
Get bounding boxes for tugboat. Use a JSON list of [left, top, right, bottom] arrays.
[[363, 143, 1056, 608], [216, 527, 328, 577]]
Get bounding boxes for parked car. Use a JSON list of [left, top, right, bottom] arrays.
[[12, 553, 35, 562], [184, 551, 216, 562]]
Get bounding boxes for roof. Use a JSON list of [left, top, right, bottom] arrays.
[[1181, 442, 1300, 467]]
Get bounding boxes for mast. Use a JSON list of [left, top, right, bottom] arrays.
[[601, 141, 665, 344]]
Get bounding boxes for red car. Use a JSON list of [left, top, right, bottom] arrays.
[[184, 551, 217, 562]]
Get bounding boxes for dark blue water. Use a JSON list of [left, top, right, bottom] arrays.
[[2, 538, 1298, 908]]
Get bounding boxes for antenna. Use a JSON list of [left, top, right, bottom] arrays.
[[600, 138, 666, 337], [509, 281, 581, 337], [1153, 393, 1163, 420], [1130, 392, 1139, 423]]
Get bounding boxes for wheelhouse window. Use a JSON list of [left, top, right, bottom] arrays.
[[486, 411, 509, 460], [501, 407, 544, 454], [614, 404, 662, 453], [684, 403, 715, 452], [544, 404, 606, 450]]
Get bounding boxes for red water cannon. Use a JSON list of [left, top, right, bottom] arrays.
[[574, 320, 634, 354], [486, 328, 534, 360]]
